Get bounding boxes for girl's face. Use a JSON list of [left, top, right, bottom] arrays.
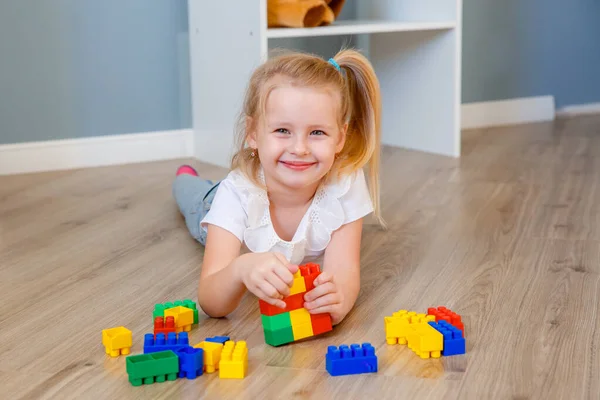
[[247, 84, 347, 192]]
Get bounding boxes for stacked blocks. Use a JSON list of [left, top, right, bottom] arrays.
[[154, 299, 199, 325], [154, 316, 176, 339], [326, 343, 378, 376], [164, 306, 194, 333], [143, 332, 191, 354], [194, 340, 224, 373], [385, 306, 466, 359], [427, 306, 464, 333], [102, 326, 132, 357], [114, 298, 253, 385], [126, 350, 179, 386], [176, 347, 204, 379], [260, 263, 332, 347], [428, 321, 466, 356], [406, 322, 443, 359], [384, 311, 435, 345], [219, 341, 248, 379]]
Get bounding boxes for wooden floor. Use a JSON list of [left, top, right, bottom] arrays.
[[1, 115, 600, 400]]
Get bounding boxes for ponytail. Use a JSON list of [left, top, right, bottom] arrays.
[[333, 49, 385, 228]]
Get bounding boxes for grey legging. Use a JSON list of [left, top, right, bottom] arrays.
[[172, 174, 220, 245]]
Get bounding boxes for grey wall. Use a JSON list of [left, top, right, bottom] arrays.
[[462, 0, 600, 107], [0, 0, 189, 145], [1, 0, 599, 145]]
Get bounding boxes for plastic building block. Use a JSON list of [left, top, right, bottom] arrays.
[[429, 320, 466, 356], [144, 332, 191, 354], [102, 326, 132, 357], [406, 322, 443, 359], [292, 323, 313, 341], [427, 306, 464, 333], [176, 347, 204, 379], [299, 263, 321, 291], [205, 335, 230, 344], [259, 262, 333, 347], [326, 343, 378, 376], [289, 269, 307, 296], [154, 316, 176, 339], [194, 340, 224, 373], [153, 299, 199, 325], [289, 308, 312, 326], [385, 310, 435, 345], [259, 292, 305, 316], [126, 350, 179, 386], [261, 312, 292, 331], [290, 308, 313, 340], [219, 341, 248, 379], [164, 306, 194, 333], [310, 313, 333, 336], [263, 326, 295, 346]]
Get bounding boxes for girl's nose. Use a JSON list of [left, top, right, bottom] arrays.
[[291, 135, 309, 155]]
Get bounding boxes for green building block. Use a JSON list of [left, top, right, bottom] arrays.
[[126, 350, 179, 386], [153, 299, 199, 324], [264, 326, 295, 346], [261, 312, 292, 331]]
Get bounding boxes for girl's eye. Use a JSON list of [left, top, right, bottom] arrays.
[[311, 130, 326, 136], [275, 128, 289, 134]]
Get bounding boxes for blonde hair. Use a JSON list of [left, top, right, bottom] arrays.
[[231, 48, 385, 227]]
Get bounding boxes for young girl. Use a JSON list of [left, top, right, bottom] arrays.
[[173, 48, 384, 325]]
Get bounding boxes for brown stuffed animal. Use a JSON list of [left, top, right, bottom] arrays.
[[268, 0, 346, 28]]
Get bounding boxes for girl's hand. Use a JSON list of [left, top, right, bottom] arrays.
[[303, 271, 345, 325], [236, 252, 298, 309]]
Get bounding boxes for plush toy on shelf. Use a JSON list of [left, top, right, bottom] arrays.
[[267, 0, 346, 28]]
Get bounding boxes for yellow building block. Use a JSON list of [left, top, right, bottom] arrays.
[[292, 322, 314, 340], [384, 310, 435, 345], [164, 306, 194, 333], [102, 326, 132, 357], [289, 308, 313, 340], [407, 323, 443, 359], [194, 341, 224, 373], [219, 341, 248, 379], [289, 308, 312, 325], [289, 270, 307, 295]]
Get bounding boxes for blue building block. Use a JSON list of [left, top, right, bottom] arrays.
[[205, 335, 231, 344], [176, 346, 204, 379], [143, 332, 192, 354], [326, 343, 378, 376], [428, 320, 466, 356]]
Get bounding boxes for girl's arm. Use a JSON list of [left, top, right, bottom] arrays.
[[304, 218, 364, 325], [197, 224, 245, 317], [198, 224, 299, 318]]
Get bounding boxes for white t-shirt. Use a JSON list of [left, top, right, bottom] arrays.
[[200, 167, 374, 265]]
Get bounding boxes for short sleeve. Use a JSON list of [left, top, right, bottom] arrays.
[[338, 169, 374, 224], [200, 178, 247, 242]]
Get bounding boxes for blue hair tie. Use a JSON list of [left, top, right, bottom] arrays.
[[328, 58, 341, 72]]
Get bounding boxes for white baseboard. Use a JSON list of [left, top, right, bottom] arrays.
[[556, 102, 600, 118], [461, 96, 555, 130], [0, 129, 193, 176]]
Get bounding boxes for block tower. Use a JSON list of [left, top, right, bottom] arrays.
[[259, 263, 333, 346]]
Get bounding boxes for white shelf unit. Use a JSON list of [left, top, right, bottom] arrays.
[[188, 0, 462, 168]]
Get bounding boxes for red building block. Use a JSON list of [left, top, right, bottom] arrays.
[[427, 306, 464, 333], [154, 316, 176, 339], [300, 263, 321, 292], [259, 292, 305, 316], [310, 312, 333, 336]]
